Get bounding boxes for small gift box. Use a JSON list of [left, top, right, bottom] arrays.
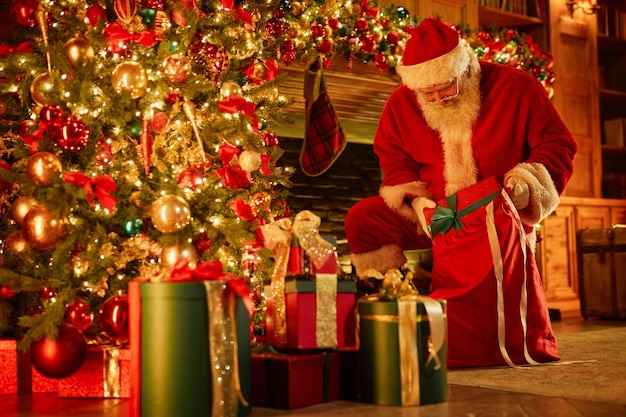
[[260, 211, 357, 350], [357, 286, 448, 406], [129, 260, 252, 417], [251, 351, 338, 409], [58, 345, 130, 398], [265, 279, 357, 349]]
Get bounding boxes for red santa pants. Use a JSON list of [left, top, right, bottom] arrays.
[[344, 195, 432, 254], [424, 177, 559, 368]]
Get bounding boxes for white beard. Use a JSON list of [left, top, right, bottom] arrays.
[[420, 70, 482, 196]]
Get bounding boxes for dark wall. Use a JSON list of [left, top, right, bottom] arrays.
[[278, 137, 382, 258]]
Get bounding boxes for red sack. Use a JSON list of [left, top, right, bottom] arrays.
[[424, 177, 559, 368]]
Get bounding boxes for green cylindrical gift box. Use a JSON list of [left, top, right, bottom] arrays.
[[358, 297, 447, 406], [139, 281, 251, 417]]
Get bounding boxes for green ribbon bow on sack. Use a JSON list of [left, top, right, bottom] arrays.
[[429, 190, 501, 237]]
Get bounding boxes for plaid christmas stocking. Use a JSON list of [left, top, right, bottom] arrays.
[[300, 58, 347, 177]]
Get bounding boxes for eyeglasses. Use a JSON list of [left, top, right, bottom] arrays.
[[417, 77, 459, 105]]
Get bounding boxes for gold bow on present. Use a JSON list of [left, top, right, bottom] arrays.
[[260, 211, 337, 347]]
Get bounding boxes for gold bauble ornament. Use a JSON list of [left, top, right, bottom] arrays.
[[11, 196, 40, 224], [30, 72, 54, 107], [220, 81, 242, 99], [21, 205, 68, 250], [249, 192, 271, 217], [112, 61, 148, 99], [238, 150, 261, 172], [3, 230, 31, 254], [26, 152, 62, 186], [252, 62, 267, 80], [291, 2, 303, 15], [64, 37, 95, 68], [150, 194, 191, 234], [162, 53, 191, 84], [159, 241, 198, 270], [287, 27, 299, 39]]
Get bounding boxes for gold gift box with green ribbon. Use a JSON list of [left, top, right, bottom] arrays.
[[357, 294, 448, 406]]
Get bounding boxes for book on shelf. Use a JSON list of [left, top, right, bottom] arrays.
[[603, 118, 626, 147]]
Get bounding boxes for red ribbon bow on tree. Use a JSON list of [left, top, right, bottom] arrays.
[[360, 0, 379, 20], [218, 97, 259, 131], [63, 171, 118, 213], [0, 42, 33, 56], [104, 23, 159, 49]]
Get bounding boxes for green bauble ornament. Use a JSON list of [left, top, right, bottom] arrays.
[[123, 218, 143, 236], [397, 6, 409, 19], [127, 119, 142, 138], [139, 8, 156, 25]]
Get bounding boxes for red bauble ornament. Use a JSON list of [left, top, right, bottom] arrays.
[[264, 17, 285, 37], [50, 115, 90, 152], [39, 286, 56, 299], [151, 112, 170, 133], [0, 285, 16, 300], [86, 4, 108, 26], [64, 300, 94, 331], [318, 39, 333, 54], [9, 0, 40, 28], [0, 159, 11, 192], [39, 105, 65, 128], [311, 23, 326, 38], [95, 139, 114, 166], [142, 0, 166, 9], [355, 17, 369, 31], [177, 167, 204, 190], [359, 34, 377, 54], [263, 132, 279, 147], [18, 120, 37, 137], [98, 294, 129, 342], [327, 17, 339, 30], [30, 323, 87, 379], [386, 31, 400, 45]]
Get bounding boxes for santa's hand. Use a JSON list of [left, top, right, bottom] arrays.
[[411, 197, 436, 237], [505, 176, 530, 210]]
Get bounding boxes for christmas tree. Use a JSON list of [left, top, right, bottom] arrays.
[[0, 0, 555, 359]]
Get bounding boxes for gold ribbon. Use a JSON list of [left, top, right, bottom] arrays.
[[397, 295, 445, 406], [260, 218, 292, 346], [103, 347, 122, 398], [315, 273, 338, 348], [204, 281, 249, 417]]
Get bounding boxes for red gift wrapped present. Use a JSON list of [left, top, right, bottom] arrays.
[[265, 279, 357, 350], [0, 339, 31, 394], [31, 366, 59, 393], [251, 351, 339, 409], [58, 345, 130, 398]]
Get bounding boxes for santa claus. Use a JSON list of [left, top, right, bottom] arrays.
[[345, 17, 577, 367]]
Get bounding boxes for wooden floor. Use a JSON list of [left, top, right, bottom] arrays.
[[2, 309, 625, 417]]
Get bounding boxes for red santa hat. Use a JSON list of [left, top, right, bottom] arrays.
[[396, 18, 471, 91]]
